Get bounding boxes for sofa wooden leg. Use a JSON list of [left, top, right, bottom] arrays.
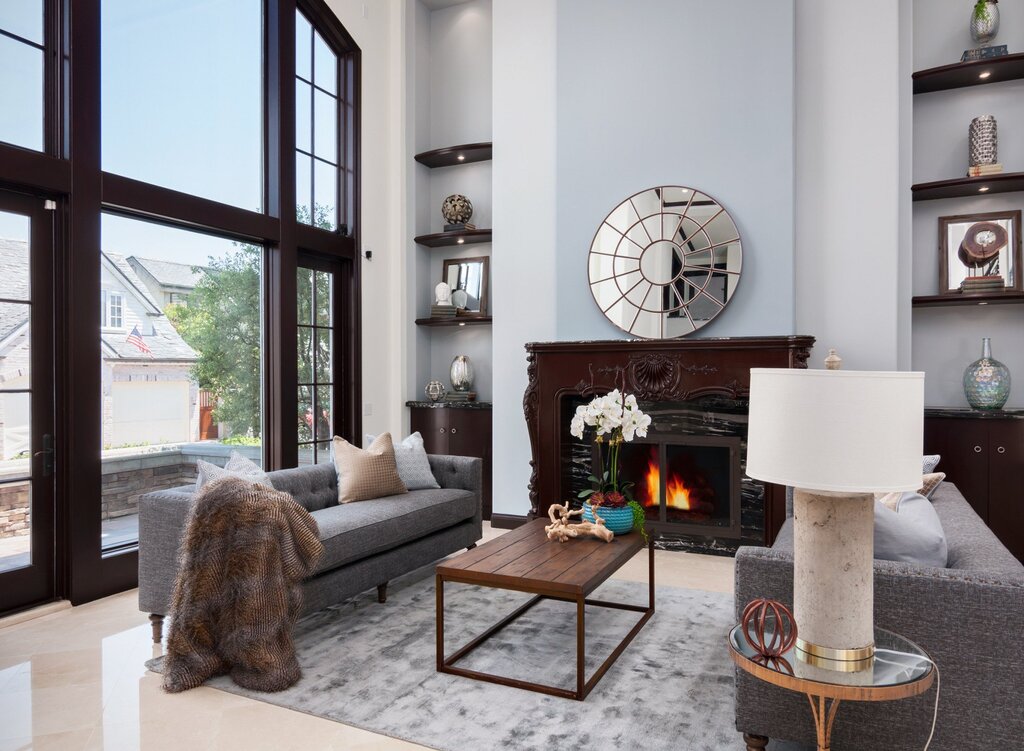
[[377, 583, 388, 604], [466, 543, 477, 550], [149, 614, 164, 644], [742, 733, 769, 750]]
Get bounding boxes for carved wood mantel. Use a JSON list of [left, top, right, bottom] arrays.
[[522, 336, 815, 526]]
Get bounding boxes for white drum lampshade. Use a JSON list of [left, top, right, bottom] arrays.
[[746, 368, 924, 669]]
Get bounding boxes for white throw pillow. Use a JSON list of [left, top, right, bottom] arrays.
[[364, 431, 440, 490], [874, 492, 948, 569], [922, 454, 941, 474], [195, 451, 271, 492]]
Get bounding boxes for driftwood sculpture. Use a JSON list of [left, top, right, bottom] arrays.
[[545, 503, 615, 544]]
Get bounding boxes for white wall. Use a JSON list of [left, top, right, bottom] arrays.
[[911, 0, 1024, 407], [327, 0, 407, 437], [794, 0, 908, 371], [492, 0, 558, 516]]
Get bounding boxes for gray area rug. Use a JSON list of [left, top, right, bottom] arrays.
[[149, 568, 808, 750]]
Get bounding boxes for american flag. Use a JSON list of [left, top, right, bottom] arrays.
[[126, 325, 153, 357]]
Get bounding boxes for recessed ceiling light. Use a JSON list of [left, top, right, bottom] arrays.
[[457, 154, 465, 161], [979, 71, 992, 79], [979, 186, 990, 192], [457, 238, 465, 244]]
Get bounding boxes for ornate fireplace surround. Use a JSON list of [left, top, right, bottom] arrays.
[[522, 336, 814, 547]]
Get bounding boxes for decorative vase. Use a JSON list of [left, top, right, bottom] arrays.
[[582, 502, 634, 535], [963, 337, 1010, 410], [441, 194, 473, 225], [970, 0, 1000, 44], [969, 115, 998, 167], [425, 380, 446, 402], [449, 355, 474, 392]]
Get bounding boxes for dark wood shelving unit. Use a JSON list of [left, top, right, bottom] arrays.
[[414, 142, 492, 168], [911, 172, 1024, 201], [912, 292, 1024, 308], [414, 229, 492, 248], [414, 316, 492, 327], [913, 52, 1024, 95]]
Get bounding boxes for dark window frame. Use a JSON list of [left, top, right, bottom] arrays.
[[0, 0, 361, 608]]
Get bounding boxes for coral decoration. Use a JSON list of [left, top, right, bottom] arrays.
[[741, 598, 798, 659]]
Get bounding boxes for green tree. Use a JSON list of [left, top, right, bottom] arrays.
[[168, 244, 262, 437]]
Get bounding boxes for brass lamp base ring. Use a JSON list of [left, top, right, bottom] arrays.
[[796, 638, 875, 672]]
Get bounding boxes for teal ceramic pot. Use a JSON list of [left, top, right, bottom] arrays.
[[964, 337, 1011, 410], [582, 502, 633, 535]]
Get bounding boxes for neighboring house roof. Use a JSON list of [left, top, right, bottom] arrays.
[[0, 239, 30, 344], [127, 256, 207, 291], [0, 239, 197, 362]]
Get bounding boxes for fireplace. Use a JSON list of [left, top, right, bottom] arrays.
[[525, 336, 815, 550]]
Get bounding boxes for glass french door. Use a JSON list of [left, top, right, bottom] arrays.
[[0, 191, 56, 613]]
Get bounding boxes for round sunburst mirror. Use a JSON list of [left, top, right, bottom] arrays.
[[588, 186, 743, 338]]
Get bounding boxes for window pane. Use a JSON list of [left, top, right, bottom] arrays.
[[315, 270, 331, 325], [313, 31, 336, 94], [314, 441, 331, 464], [0, 36, 43, 151], [296, 11, 312, 81], [314, 385, 332, 440], [296, 80, 312, 154], [315, 328, 332, 383], [314, 89, 337, 164], [0, 1, 43, 45], [101, 0, 264, 211], [0, 215, 31, 300], [298, 386, 312, 441], [297, 266, 313, 325], [298, 327, 312, 384], [100, 215, 264, 551], [297, 153, 312, 225], [314, 159, 337, 231]]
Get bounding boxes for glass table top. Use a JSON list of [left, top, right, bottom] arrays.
[[729, 623, 933, 691]]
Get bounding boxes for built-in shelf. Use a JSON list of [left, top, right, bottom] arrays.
[[912, 292, 1024, 308], [414, 142, 492, 169], [911, 172, 1024, 201], [913, 52, 1024, 95], [414, 316, 492, 327], [413, 229, 492, 248]]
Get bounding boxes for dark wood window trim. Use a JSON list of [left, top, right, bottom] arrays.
[[1, 0, 362, 608]]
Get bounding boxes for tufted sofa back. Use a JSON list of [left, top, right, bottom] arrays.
[[267, 463, 338, 512]]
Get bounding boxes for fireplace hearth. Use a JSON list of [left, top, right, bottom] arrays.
[[526, 336, 815, 552]]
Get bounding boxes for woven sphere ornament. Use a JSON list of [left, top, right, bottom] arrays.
[[741, 598, 798, 659], [441, 194, 473, 225]]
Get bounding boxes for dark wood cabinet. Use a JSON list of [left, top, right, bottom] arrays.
[[409, 404, 492, 521], [924, 411, 1024, 560]]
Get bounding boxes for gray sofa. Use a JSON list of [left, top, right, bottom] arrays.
[[139, 454, 482, 642], [734, 482, 1024, 750]]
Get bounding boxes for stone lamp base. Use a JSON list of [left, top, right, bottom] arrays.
[[792, 488, 875, 671]]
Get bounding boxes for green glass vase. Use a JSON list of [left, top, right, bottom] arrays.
[[963, 337, 1011, 410]]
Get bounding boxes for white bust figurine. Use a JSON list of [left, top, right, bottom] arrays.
[[434, 282, 452, 306]]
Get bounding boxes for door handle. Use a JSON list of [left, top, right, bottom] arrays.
[[451, 428, 457, 434], [439, 428, 446, 434], [997, 446, 1006, 454], [974, 445, 983, 453], [34, 434, 54, 477]]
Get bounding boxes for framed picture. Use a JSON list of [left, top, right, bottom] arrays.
[[939, 210, 1022, 295], [441, 256, 489, 315]]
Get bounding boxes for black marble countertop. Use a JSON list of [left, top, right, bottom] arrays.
[[925, 407, 1024, 419], [406, 400, 492, 410]]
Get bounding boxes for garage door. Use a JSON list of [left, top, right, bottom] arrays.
[[111, 380, 191, 447]]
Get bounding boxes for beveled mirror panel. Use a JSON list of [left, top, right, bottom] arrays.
[[442, 256, 489, 314], [588, 186, 742, 338]]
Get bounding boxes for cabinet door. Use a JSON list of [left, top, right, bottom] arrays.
[[447, 409, 493, 521], [987, 420, 1024, 560], [923, 417, 989, 520], [410, 408, 449, 455]]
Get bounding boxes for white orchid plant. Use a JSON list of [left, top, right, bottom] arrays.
[[571, 389, 652, 540]]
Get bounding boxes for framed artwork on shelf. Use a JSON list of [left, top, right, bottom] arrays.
[[442, 256, 489, 315], [938, 210, 1022, 296]]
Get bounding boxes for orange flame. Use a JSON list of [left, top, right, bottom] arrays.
[[645, 458, 693, 511]]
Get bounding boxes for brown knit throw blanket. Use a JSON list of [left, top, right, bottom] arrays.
[[162, 477, 323, 693]]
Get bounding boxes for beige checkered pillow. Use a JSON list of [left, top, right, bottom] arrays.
[[332, 433, 407, 503]]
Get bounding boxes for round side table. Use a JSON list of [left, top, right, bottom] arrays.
[[728, 624, 935, 751]]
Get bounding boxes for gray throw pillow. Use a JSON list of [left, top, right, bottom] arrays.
[[922, 454, 941, 474], [195, 451, 271, 492], [364, 431, 439, 490], [874, 492, 948, 569]]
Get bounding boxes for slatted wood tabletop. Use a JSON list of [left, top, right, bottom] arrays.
[[437, 519, 644, 597]]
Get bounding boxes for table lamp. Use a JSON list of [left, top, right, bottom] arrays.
[[746, 366, 924, 671]]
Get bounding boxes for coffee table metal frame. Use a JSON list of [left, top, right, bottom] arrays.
[[436, 535, 654, 701]]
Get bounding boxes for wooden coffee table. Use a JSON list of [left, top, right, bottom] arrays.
[[435, 518, 654, 700]]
